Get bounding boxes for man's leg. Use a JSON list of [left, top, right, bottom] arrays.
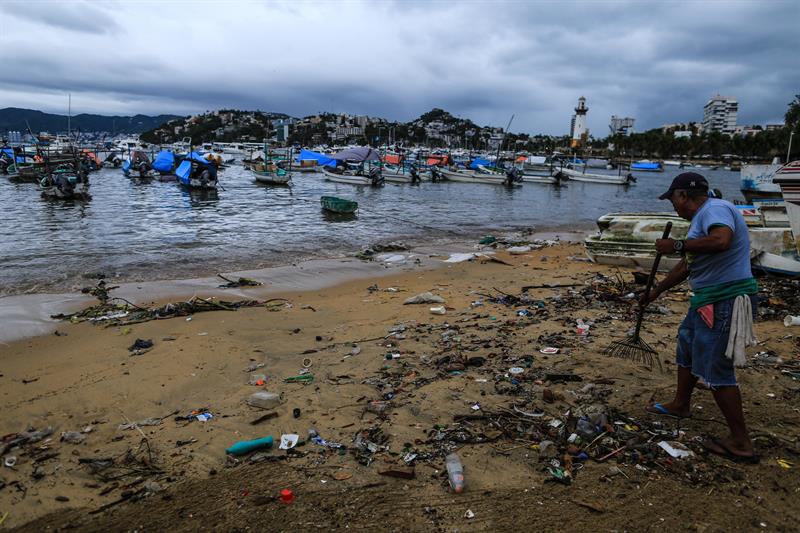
[[710, 386, 754, 456], [652, 366, 696, 417]]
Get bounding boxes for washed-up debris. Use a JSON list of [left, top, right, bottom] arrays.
[[309, 428, 344, 449], [118, 418, 163, 430], [404, 292, 445, 305], [60, 431, 87, 444], [128, 338, 153, 355], [52, 282, 288, 327], [279, 434, 299, 450], [217, 273, 262, 288], [658, 441, 694, 459], [226, 436, 274, 456]]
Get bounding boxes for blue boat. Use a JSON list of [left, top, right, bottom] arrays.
[[122, 150, 155, 178], [175, 152, 218, 189], [152, 150, 176, 176], [630, 160, 663, 172]]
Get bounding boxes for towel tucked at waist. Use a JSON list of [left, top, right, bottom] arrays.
[[725, 295, 757, 367]]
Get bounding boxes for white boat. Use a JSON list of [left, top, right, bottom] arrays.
[[322, 166, 382, 186], [740, 158, 784, 202], [521, 172, 559, 184], [558, 167, 635, 185], [585, 211, 800, 276], [438, 167, 518, 185], [663, 160, 682, 166], [381, 165, 422, 184]]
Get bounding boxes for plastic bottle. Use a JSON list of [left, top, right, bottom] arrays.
[[225, 436, 274, 456], [445, 453, 465, 493], [247, 391, 281, 409]]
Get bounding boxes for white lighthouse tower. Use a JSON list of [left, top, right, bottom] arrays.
[[571, 96, 589, 148]]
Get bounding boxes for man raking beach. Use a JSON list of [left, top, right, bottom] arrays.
[[642, 172, 760, 463]]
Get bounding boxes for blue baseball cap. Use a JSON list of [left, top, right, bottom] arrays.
[[659, 172, 709, 200]]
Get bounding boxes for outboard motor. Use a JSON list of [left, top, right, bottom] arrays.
[[410, 165, 421, 184], [626, 172, 636, 184], [504, 167, 521, 187], [430, 166, 441, 182], [138, 161, 151, 178], [369, 166, 384, 187], [54, 173, 75, 196], [0, 158, 8, 175]]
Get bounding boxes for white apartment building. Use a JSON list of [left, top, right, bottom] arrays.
[[702, 95, 738, 135]]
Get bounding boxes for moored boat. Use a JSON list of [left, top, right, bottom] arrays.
[[630, 160, 663, 172], [39, 164, 91, 200], [175, 152, 219, 190], [558, 167, 635, 185], [252, 163, 291, 185], [321, 195, 358, 214]]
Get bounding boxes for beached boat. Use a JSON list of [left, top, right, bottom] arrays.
[[630, 160, 664, 172], [585, 210, 800, 276], [175, 152, 219, 190], [740, 159, 784, 202], [774, 165, 800, 257], [321, 195, 358, 214], [558, 167, 635, 185]]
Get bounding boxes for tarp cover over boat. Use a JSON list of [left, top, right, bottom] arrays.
[[1, 148, 26, 163], [631, 161, 661, 170], [152, 150, 175, 173], [468, 158, 492, 169], [332, 147, 381, 162], [176, 152, 215, 181], [295, 149, 336, 167]]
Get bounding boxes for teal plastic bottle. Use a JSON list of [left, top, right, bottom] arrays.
[[225, 436, 274, 456]]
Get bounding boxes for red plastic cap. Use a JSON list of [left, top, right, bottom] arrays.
[[280, 488, 295, 503]]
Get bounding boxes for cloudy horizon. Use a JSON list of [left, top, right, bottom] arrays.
[[0, 0, 797, 135]]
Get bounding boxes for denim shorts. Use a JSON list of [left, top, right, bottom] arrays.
[[676, 295, 757, 388]]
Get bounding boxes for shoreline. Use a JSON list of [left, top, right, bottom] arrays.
[[0, 229, 588, 344], [0, 224, 594, 299]]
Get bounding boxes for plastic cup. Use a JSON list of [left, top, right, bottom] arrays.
[[280, 488, 295, 504]]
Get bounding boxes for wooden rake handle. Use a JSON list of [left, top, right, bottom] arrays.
[[634, 221, 673, 336]]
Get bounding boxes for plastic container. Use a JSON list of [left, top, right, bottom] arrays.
[[225, 436, 273, 456], [445, 453, 465, 493], [785, 315, 800, 327], [247, 391, 281, 410], [280, 488, 295, 504]]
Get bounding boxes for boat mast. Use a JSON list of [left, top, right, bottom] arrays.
[[495, 114, 514, 168], [67, 93, 71, 138]]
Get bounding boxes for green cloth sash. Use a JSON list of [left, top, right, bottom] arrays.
[[689, 278, 758, 309]]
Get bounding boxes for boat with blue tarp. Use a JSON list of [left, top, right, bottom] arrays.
[[175, 151, 219, 189]]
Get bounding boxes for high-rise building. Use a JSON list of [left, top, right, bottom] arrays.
[[571, 97, 588, 148], [609, 116, 635, 136], [702, 95, 738, 135]]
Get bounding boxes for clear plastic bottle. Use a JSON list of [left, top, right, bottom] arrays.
[[445, 453, 464, 493]]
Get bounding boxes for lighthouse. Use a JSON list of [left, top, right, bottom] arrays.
[[571, 96, 588, 148]]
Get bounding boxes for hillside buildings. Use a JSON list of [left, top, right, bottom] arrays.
[[609, 116, 635, 136]]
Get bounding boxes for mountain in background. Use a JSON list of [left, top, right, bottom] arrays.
[[0, 107, 182, 135]]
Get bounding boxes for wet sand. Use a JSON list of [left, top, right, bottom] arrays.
[[2, 241, 799, 531]]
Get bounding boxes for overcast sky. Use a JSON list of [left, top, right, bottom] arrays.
[[0, 0, 797, 135]]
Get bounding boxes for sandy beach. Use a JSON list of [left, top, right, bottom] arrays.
[[2, 240, 799, 531]]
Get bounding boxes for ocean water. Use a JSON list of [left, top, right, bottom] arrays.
[[0, 165, 742, 295]]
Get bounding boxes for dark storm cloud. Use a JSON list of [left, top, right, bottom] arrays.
[[0, 0, 796, 134], [1, 0, 119, 35]]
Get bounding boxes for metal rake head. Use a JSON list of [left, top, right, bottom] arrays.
[[604, 336, 662, 371]]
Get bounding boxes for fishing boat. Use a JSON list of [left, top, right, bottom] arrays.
[[151, 150, 177, 180], [381, 164, 425, 184], [438, 166, 520, 186], [39, 164, 91, 200], [630, 160, 664, 172], [520, 170, 559, 185], [558, 167, 635, 185], [321, 195, 358, 214], [122, 150, 155, 178], [740, 158, 791, 203], [322, 166, 382, 186], [175, 152, 219, 190], [252, 163, 291, 185], [323, 147, 384, 186], [585, 210, 800, 276]]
